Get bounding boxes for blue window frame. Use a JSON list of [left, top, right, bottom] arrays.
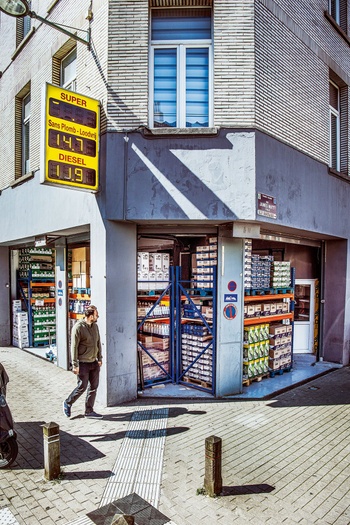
[[150, 9, 212, 128]]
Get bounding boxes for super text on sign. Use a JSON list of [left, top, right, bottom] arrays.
[[41, 83, 100, 192]]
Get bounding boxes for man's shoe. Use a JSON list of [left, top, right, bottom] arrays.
[[85, 411, 103, 419], [63, 401, 71, 418]]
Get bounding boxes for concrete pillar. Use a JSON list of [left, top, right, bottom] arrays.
[[90, 217, 137, 407], [43, 422, 60, 480], [323, 239, 347, 364], [216, 232, 244, 396], [0, 247, 11, 346], [55, 242, 69, 369]]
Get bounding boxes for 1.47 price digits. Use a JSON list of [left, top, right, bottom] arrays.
[[48, 129, 96, 157]]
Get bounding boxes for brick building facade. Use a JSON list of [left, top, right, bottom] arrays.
[[0, 0, 349, 403]]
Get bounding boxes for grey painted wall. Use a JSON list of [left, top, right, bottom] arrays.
[[105, 130, 256, 222], [0, 172, 99, 244], [255, 131, 350, 364], [255, 131, 350, 238]]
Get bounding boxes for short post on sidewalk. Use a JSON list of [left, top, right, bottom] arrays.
[[204, 435, 222, 497], [43, 422, 60, 480]]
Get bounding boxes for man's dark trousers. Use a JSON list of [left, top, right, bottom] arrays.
[[66, 361, 100, 414]]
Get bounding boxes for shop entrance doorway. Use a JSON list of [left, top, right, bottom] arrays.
[[294, 279, 318, 354], [137, 266, 217, 395], [137, 234, 218, 395]]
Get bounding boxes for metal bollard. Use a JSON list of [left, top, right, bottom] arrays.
[[204, 435, 222, 497], [42, 422, 60, 480]]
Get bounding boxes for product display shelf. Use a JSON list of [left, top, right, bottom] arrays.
[[68, 292, 91, 319], [244, 293, 294, 302], [17, 270, 56, 347], [243, 266, 295, 385], [244, 312, 294, 326]]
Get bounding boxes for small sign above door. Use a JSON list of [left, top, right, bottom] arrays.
[[257, 193, 277, 219]]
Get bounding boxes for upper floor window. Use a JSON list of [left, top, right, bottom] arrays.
[[329, 74, 348, 176], [22, 93, 31, 175], [61, 48, 77, 90], [15, 85, 31, 179], [150, 8, 212, 128], [329, 81, 340, 171], [16, 1, 31, 46], [328, 0, 348, 33]]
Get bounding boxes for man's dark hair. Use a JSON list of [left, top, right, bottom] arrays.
[[85, 305, 97, 317]]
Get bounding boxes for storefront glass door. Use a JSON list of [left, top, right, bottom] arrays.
[[294, 279, 316, 353]]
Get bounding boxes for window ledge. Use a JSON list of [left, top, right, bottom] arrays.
[[142, 127, 219, 137], [11, 27, 36, 60], [11, 172, 35, 188], [324, 11, 350, 46], [328, 167, 349, 180]]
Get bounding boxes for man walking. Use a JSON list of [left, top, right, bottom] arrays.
[[63, 305, 103, 419]]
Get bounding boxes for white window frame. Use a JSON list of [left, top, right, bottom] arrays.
[[329, 80, 340, 172], [61, 48, 77, 91], [149, 41, 213, 129], [329, 0, 340, 24], [22, 93, 31, 175]]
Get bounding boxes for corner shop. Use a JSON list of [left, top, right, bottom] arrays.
[[8, 222, 324, 398], [0, 126, 346, 406], [135, 227, 322, 397]]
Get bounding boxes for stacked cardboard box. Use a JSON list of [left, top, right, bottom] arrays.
[[137, 252, 170, 291], [193, 238, 217, 289], [271, 261, 291, 288], [72, 247, 90, 290], [268, 324, 292, 370], [138, 334, 170, 381], [244, 239, 253, 289], [243, 324, 270, 380], [12, 301, 29, 348], [181, 323, 213, 383]]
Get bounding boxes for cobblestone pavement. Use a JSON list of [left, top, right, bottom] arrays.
[[1, 346, 350, 525]]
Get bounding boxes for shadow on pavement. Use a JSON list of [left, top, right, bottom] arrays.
[[10, 421, 105, 470], [62, 470, 113, 480], [267, 367, 350, 407], [78, 426, 190, 442], [85, 407, 206, 423], [221, 484, 275, 496]]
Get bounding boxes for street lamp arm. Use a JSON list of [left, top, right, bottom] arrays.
[[29, 11, 91, 47]]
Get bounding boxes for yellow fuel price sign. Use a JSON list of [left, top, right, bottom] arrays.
[[41, 83, 100, 192]]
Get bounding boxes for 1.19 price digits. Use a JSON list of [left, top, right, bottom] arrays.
[[48, 129, 96, 157], [48, 161, 96, 187]]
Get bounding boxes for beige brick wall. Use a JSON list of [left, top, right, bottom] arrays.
[[107, 0, 149, 131], [0, 0, 349, 188], [213, 0, 255, 127], [255, 2, 329, 164], [0, 0, 108, 189], [255, 0, 350, 169]]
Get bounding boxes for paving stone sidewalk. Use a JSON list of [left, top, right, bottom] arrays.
[[1, 346, 350, 525]]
